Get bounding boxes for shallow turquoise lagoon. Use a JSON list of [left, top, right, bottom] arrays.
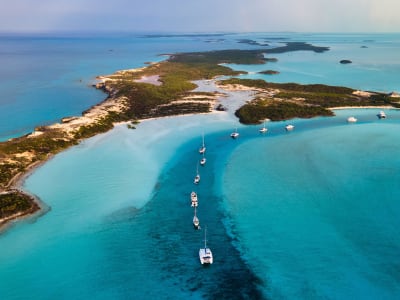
[[1, 32, 400, 299], [1, 109, 399, 299], [223, 110, 400, 299]]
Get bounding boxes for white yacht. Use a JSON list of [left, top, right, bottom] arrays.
[[191, 191, 198, 207], [347, 116, 357, 123], [199, 133, 206, 154], [378, 111, 386, 119], [285, 124, 294, 131], [230, 128, 239, 138], [199, 228, 213, 265], [193, 207, 200, 229]]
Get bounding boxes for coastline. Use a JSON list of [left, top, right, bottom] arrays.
[[0, 75, 129, 231], [1, 44, 399, 232], [0, 157, 52, 231], [0, 73, 227, 231], [329, 105, 398, 110]]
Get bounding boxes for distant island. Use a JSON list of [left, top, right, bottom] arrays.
[[340, 59, 352, 64], [237, 39, 269, 47], [258, 70, 280, 75], [1, 42, 399, 229]]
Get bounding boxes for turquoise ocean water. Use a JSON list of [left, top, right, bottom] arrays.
[[0, 33, 400, 299]]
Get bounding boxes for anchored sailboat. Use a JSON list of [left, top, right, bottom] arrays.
[[193, 206, 200, 229], [230, 127, 239, 139], [194, 163, 200, 184], [200, 153, 206, 166], [199, 227, 213, 264], [199, 133, 206, 154], [259, 121, 268, 133]]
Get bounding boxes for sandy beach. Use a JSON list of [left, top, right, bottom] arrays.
[[0, 76, 247, 230], [1, 68, 398, 231]]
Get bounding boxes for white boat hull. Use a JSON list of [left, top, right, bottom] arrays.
[[285, 125, 294, 131], [191, 192, 198, 207], [199, 248, 213, 264], [193, 217, 200, 229], [347, 117, 357, 123]]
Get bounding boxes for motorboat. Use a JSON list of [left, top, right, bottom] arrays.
[[191, 191, 198, 207]]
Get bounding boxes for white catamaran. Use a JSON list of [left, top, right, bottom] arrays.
[[230, 128, 239, 139], [199, 227, 213, 264]]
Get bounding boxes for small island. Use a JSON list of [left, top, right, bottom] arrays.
[[258, 70, 280, 75], [1, 42, 398, 229], [237, 39, 269, 47], [340, 59, 352, 64]]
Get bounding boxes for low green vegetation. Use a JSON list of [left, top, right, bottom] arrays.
[[221, 78, 354, 94], [221, 78, 399, 124], [258, 70, 280, 75], [1, 43, 396, 225], [235, 100, 333, 123], [0, 190, 38, 220], [0, 130, 75, 159]]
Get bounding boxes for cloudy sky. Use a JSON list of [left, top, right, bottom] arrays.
[[1, 0, 399, 33]]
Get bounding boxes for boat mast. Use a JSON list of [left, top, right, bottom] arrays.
[[204, 227, 207, 249]]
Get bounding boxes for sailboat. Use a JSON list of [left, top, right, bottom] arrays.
[[194, 163, 200, 184], [230, 128, 239, 139], [200, 153, 206, 166], [199, 133, 206, 154], [199, 227, 213, 264], [377, 111, 386, 119], [193, 206, 200, 229], [191, 191, 198, 207], [259, 121, 268, 133]]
